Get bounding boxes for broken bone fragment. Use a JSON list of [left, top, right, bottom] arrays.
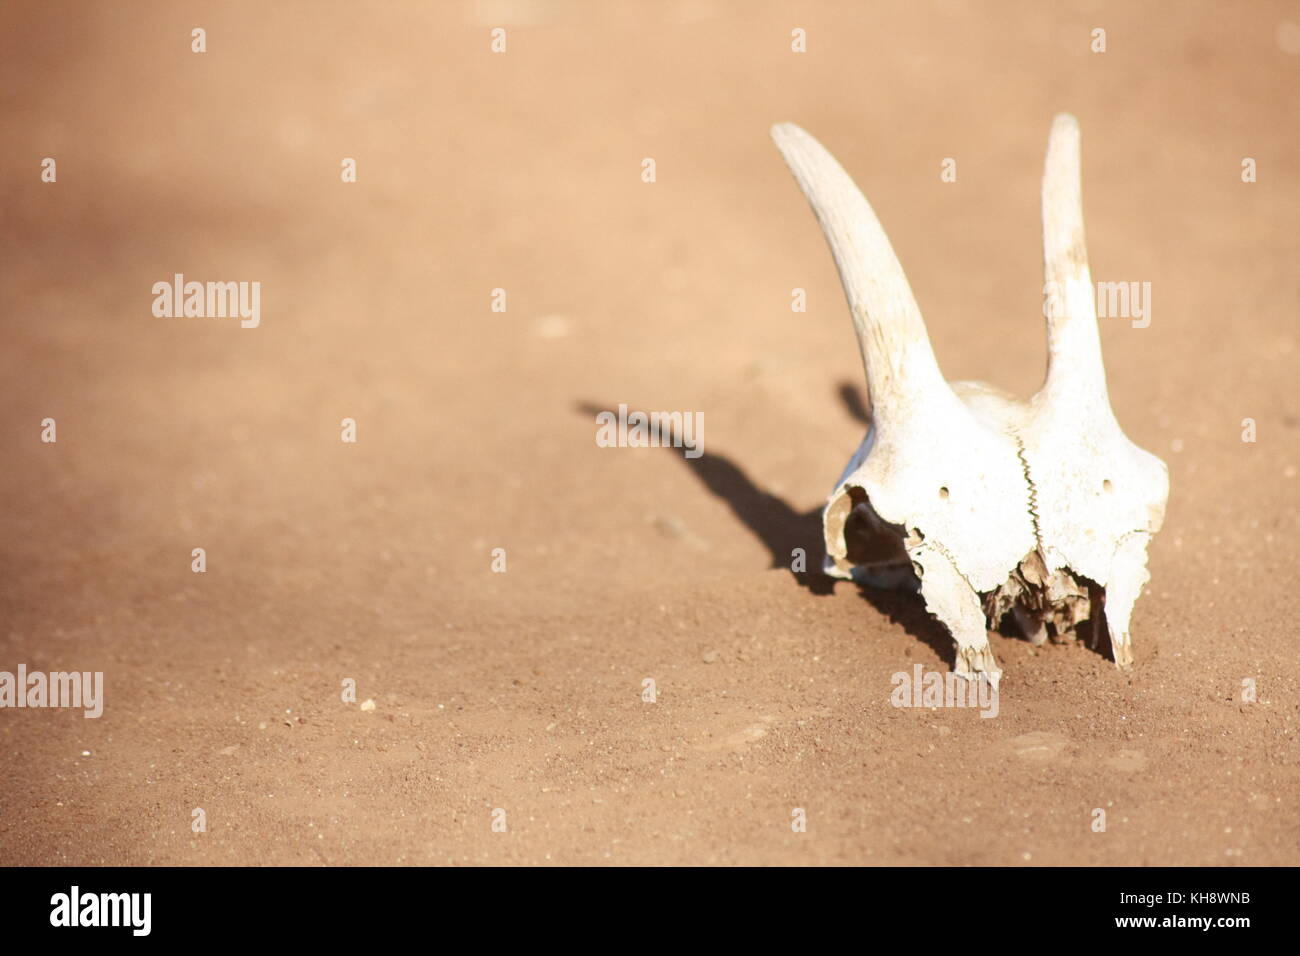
[[770, 115, 1168, 684]]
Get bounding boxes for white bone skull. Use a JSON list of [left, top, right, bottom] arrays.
[[771, 115, 1168, 687]]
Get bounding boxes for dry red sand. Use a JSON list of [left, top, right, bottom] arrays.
[[1, 1, 1296, 865]]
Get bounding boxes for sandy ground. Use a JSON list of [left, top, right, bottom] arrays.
[[1, 1, 1297, 866]]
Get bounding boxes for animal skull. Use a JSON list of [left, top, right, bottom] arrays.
[[771, 115, 1168, 687]]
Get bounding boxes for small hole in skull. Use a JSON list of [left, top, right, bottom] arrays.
[[938, 486, 949, 499]]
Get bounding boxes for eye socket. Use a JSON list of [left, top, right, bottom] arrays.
[[938, 486, 950, 499], [1103, 479, 1114, 492]]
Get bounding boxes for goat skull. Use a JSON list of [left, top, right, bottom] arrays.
[[771, 115, 1168, 687]]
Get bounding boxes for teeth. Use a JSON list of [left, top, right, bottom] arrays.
[[772, 115, 1168, 685]]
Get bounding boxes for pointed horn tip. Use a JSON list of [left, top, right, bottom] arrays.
[[1050, 113, 1081, 141], [769, 121, 808, 146]]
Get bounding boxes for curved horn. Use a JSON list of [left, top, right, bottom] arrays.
[[1040, 113, 1109, 407], [771, 123, 950, 428]]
